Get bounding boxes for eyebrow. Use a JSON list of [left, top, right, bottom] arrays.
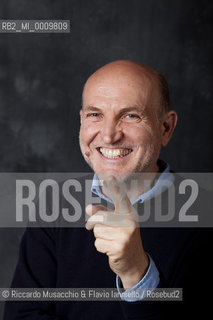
[[83, 105, 145, 115], [83, 106, 102, 112], [117, 106, 145, 115]]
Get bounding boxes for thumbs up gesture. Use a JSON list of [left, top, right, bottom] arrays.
[[86, 176, 149, 289]]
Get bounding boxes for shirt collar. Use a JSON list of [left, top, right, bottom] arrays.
[[91, 159, 174, 205]]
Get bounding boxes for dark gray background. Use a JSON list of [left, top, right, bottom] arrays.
[[0, 0, 212, 318]]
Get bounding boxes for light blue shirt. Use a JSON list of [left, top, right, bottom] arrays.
[[91, 160, 174, 302]]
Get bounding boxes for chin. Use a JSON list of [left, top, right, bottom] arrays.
[[96, 170, 133, 183]]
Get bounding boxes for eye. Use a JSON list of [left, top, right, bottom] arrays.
[[85, 112, 103, 121], [87, 113, 101, 117], [125, 114, 140, 119]]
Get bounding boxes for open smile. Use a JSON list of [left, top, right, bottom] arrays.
[[97, 147, 133, 159]]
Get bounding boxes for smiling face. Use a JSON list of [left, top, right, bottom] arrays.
[[79, 61, 176, 182]]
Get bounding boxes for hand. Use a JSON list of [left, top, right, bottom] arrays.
[[85, 176, 149, 289]]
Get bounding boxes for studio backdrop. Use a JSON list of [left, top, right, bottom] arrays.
[[0, 0, 212, 319]]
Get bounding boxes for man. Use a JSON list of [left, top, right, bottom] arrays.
[[4, 60, 212, 319], [79, 60, 177, 290]]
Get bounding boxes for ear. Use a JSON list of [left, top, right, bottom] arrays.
[[161, 110, 178, 147]]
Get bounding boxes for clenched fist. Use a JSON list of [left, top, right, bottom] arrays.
[[85, 176, 149, 289]]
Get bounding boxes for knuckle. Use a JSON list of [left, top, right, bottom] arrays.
[[116, 240, 125, 253], [94, 238, 100, 249], [126, 219, 137, 231], [93, 225, 98, 237]]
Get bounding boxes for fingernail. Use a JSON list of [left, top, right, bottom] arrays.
[[85, 204, 93, 215]]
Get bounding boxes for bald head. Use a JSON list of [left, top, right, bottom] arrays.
[[82, 60, 170, 117]]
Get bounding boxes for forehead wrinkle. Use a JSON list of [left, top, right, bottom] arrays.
[[84, 82, 148, 107], [97, 86, 123, 98]]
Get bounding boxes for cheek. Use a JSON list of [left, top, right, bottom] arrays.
[[79, 123, 99, 146], [126, 126, 153, 144]]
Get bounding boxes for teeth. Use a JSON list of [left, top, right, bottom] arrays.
[[99, 148, 132, 158]]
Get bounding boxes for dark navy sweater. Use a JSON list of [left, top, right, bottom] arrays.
[[3, 176, 213, 319]]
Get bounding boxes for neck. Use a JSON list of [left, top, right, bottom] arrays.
[[124, 171, 159, 201]]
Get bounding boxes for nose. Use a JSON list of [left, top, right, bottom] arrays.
[[100, 119, 123, 144]]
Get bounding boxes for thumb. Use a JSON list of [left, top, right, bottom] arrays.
[[104, 176, 132, 215]]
